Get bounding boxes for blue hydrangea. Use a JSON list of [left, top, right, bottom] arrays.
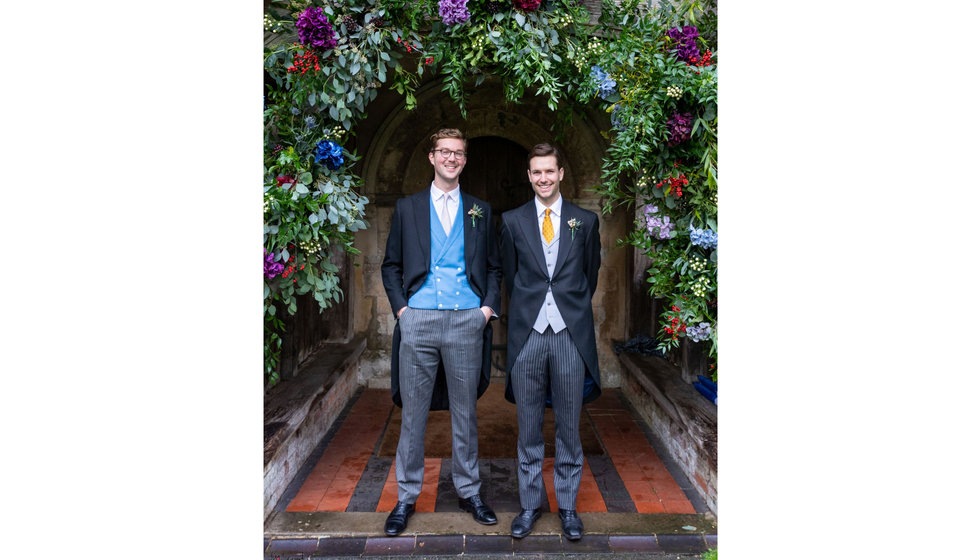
[[590, 65, 617, 100], [686, 322, 712, 343], [610, 103, 626, 131], [314, 139, 344, 170], [689, 224, 718, 249]]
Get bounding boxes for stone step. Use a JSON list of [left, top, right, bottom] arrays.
[[265, 511, 716, 557]]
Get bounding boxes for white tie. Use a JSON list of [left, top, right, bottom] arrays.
[[440, 194, 452, 235]]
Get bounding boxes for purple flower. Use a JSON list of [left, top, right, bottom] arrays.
[[666, 25, 700, 61], [666, 111, 694, 146], [687, 322, 712, 343], [296, 6, 338, 51], [644, 204, 675, 239], [264, 250, 284, 279], [438, 0, 471, 25]]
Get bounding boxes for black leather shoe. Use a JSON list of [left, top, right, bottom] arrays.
[[558, 509, 584, 541], [458, 494, 498, 525], [510, 507, 542, 539], [384, 501, 415, 536]]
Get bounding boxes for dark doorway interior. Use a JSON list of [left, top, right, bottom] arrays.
[[459, 136, 530, 376]]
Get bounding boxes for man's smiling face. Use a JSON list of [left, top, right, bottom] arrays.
[[527, 154, 564, 206], [428, 137, 467, 190]]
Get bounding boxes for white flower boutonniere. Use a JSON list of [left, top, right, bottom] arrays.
[[568, 218, 582, 239], [467, 203, 484, 227]]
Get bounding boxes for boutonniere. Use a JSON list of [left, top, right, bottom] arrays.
[[467, 203, 484, 227], [567, 218, 582, 239]]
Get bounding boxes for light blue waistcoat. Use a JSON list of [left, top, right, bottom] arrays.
[[407, 197, 482, 311]]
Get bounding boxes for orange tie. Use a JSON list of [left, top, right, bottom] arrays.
[[542, 208, 554, 243]]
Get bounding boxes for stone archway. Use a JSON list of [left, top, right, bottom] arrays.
[[351, 76, 629, 390]]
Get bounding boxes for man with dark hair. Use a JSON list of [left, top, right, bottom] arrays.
[[380, 128, 502, 536], [500, 142, 602, 541]]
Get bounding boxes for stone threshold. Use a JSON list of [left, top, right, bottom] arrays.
[[266, 512, 716, 557]]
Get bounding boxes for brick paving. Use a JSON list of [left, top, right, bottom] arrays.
[[267, 383, 715, 558], [281, 384, 700, 515]]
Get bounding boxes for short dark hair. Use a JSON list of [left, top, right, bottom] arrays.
[[527, 143, 564, 169], [429, 128, 467, 152]]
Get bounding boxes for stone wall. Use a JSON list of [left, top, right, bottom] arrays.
[[264, 338, 365, 520], [618, 353, 717, 514], [348, 76, 629, 390]]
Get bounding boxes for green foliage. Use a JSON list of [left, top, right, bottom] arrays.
[[588, 0, 718, 357], [703, 548, 718, 560], [263, 0, 718, 385]]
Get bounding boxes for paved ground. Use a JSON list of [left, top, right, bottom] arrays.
[[265, 384, 717, 558]]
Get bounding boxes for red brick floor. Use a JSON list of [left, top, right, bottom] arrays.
[[286, 386, 695, 514]]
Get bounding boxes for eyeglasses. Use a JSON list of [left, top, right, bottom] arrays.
[[432, 148, 467, 160]]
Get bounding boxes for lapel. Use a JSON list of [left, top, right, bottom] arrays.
[[517, 201, 549, 278], [554, 203, 574, 277], [411, 191, 430, 266], [461, 192, 475, 270]]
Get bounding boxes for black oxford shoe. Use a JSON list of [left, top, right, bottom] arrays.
[[458, 494, 498, 525], [510, 507, 542, 539], [558, 508, 584, 541], [384, 501, 415, 536]]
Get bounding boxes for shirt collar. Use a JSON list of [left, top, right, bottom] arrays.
[[535, 195, 563, 219], [430, 182, 460, 203]]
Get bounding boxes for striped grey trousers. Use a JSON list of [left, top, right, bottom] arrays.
[[511, 327, 586, 510], [396, 307, 487, 503]]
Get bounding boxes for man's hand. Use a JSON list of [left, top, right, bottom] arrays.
[[397, 306, 407, 319], [481, 306, 493, 324]]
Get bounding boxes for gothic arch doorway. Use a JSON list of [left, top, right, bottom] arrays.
[[459, 136, 531, 376]]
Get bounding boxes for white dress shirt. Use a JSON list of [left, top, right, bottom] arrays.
[[431, 183, 460, 235]]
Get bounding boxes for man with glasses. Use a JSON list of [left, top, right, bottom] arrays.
[[381, 128, 502, 536]]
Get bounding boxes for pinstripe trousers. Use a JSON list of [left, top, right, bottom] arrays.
[[396, 307, 487, 503], [512, 327, 586, 510]]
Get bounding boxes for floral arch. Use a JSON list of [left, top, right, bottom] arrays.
[[263, 0, 718, 387]]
